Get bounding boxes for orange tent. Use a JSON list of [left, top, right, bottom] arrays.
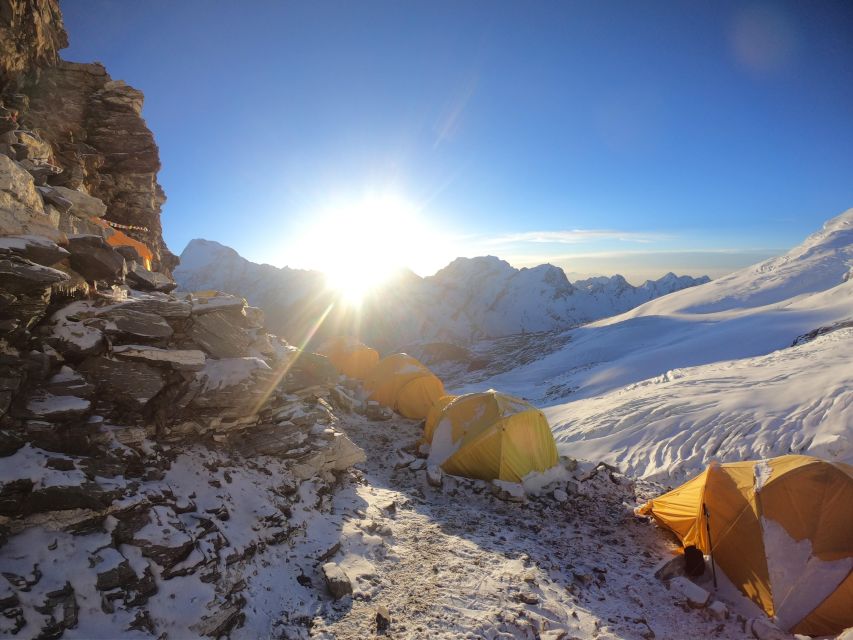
[[638, 455, 853, 636], [319, 337, 379, 380], [92, 219, 154, 270], [363, 353, 445, 420]]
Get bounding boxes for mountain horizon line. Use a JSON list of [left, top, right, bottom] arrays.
[[177, 237, 712, 289]]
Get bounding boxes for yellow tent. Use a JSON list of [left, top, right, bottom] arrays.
[[319, 336, 379, 380], [363, 353, 445, 420], [637, 455, 853, 636], [423, 394, 457, 444], [426, 390, 558, 483]]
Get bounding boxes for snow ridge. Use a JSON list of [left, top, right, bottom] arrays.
[[174, 241, 708, 347]]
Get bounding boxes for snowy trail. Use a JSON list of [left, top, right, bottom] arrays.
[[310, 416, 748, 639]]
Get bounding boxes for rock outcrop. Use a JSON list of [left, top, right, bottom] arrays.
[[0, 4, 369, 637], [1, 0, 175, 273], [0, 0, 66, 89]]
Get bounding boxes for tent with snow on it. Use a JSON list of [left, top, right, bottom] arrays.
[[636, 455, 853, 637], [363, 353, 445, 420], [426, 390, 558, 484], [319, 336, 380, 380], [91, 218, 155, 270], [423, 394, 457, 444]]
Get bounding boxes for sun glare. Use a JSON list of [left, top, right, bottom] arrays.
[[298, 194, 433, 305]]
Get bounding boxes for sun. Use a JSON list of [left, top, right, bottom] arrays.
[[299, 193, 432, 305]]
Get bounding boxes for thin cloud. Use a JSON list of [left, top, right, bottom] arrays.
[[483, 229, 674, 245]]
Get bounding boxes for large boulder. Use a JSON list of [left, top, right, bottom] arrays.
[[36, 185, 73, 213], [1, 481, 118, 516], [1, 129, 53, 163], [0, 154, 44, 213], [95, 307, 173, 343], [46, 302, 106, 359], [182, 357, 274, 420], [112, 345, 205, 371], [65, 234, 126, 282], [187, 309, 253, 358], [282, 351, 337, 392], [0, 255, 68, 294], [0, 235, 69, 266], [43, 366, 95, 397], [23, 391, 90, 420], [47, 186, 107, 218], [79, 356, 166, 409], [123, 294, 191, 320], [125, 261, 176, 292], [0, 287, 54, 334], [291, 432, 366, 481]]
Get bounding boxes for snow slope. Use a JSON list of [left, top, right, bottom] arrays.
[[463, 209, 853, 480], [174, 240, 708, 347], [548, 326, 853, 481]]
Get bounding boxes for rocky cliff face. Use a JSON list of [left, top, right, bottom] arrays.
[[0, 5, 371, 636], [0, 0, 175, 273], [0, 0, 66, 89]]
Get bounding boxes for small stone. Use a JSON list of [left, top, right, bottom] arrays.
[[654, 555, 685, 582], [513, 590, 539, 605], [375, 604, 391, 631], [426, 464, 443, 487], [322, 562, 352, 599], [364, 401, 393, 421], [708, 600, 728, 621], [491, 479, 526, 502], [376, 498, 396, 514], [553, 488, 568, 502], [669, 576, 710, 608], [392, 449, 416, 469], [749, 618, 794, 640]]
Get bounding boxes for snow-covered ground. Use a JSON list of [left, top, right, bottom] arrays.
[[460, 209, 853, 482], [548, 326, 852, 482], [310, 415, 747, 640]]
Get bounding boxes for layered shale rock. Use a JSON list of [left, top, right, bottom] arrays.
[[0, 0, 66, 90], [0, 4, 370, 637], [1, 0, 175, 273]]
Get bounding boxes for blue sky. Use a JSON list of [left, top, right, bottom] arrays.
[[61, 1, 853, 282]]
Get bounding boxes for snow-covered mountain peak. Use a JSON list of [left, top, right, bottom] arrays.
[[431, 255, 515, 282], [607, 209, 853, 319], [174, 241, 709, 347], [178, 238, 243, 271]]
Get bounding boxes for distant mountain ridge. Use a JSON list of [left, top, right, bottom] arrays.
[[174, 238, 710, 348]]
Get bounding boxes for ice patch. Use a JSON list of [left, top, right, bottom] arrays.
[[761, 516, 853, 630], [197, 357, 271, 391], [753, 460, 772, 493], [521, 463, 571, 495]]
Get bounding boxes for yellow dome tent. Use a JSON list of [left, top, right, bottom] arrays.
[[423, 394, 457, 444], [426, 390, 558, 483], [637, 455, 853, 636], [319, 337, 380, 380], [364, 353, 445, 420]]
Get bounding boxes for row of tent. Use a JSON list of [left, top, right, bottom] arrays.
[[319, 338, 852, 636], [319, 337, 558, 483], [639, 455, 852, 636]]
